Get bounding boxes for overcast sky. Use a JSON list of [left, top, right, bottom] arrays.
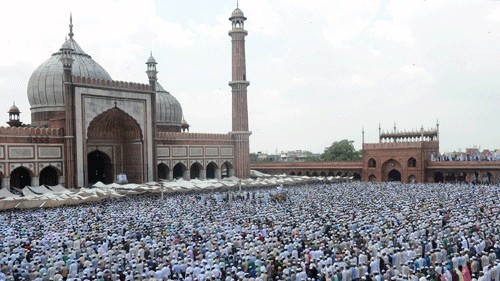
[[1, 0, 499, 154]]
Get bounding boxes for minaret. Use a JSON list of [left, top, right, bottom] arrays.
[[7, 102, 23, 127], [146, 52, 158, 181], [229, 4, 251, 179], [60, 16, 76, 188]]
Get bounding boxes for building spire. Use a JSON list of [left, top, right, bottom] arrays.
[[237, 0, 239, 8], [69, 13, 74, 39]]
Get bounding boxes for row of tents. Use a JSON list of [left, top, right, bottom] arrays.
[[0, 173, 352, 210]]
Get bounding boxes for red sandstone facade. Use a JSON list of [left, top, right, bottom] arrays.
[[252, 125, 500, 184]]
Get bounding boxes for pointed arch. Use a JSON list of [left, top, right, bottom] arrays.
[[221, 161, 234, 178], [173, 162, 186, 179], [10, 166, 32, 189], [368, 174, 377, 182], [39, 165, 61, 186], [157, 163, 169, 180], [206, 162, 218, 179], [407, 157, 417, 167], [368, 158, 377, 168], [190, 162, 203, 179]]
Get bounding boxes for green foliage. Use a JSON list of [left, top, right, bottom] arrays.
[[321, 139, 361, 162]]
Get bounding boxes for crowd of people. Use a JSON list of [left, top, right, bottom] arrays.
[[0, 182, 499, 281]]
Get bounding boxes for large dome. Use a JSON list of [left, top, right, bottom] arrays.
[[27, 37, 112, 124], [155, 82, 183, 131]]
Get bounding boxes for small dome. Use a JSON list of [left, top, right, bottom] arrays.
[[27, 37, 112, 122], [8, 103, 20, 113], [146, 53, 157, 64], [230, 7, 246, 20], [155, 82, 183, 129], [60, 39, 73, 51]]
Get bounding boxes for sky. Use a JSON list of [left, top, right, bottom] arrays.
[[1, 0, 499, 154]]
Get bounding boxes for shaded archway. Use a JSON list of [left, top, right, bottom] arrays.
[[457, 172, 466, 183], [221, 161, 234, 178], [320, 172, 326, 177], [353, 172, 361, 181], [444, 172, 456, 183], [312, 172, 319, 177], [368, 158, 377, 168], [297, 171, 302, 176], [10, 167, 31, 189], [87, 107, 143, 184], [388, 169, 401, 182], [173, 163, 186, 179], [407, 157, 417, 168], [368, 174, 377, 182], [434, 172, 444, 183], [206, 162, 218, 179], [88, 150, 113, 185], [39, 166, 60, 186], [190, 162, 202, 179], [290, 171, 296, 176], [381, 159, 402, 182], [157, 163, 169, 180], [408, 175, 417, 183]]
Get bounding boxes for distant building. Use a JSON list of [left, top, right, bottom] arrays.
[[252, 122, 500, 184]]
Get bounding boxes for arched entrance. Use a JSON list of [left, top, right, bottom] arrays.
[[382, 159, 402, 182], [434, 172, 444, 183], [221, 161, 234, 178], [173, 163, 186, 179], [88, 150, 113, 184], [408, 175, 417, 183], [353, 172, 361, 181], [444, 172, 456, 183], [368, 174, 377, 182], [39, 166, 60, 186], [10, 167, 31, 189], [206, 162, 218, 179], [87, 107, 143, 184], [157, 163, 169, 180], [190, 162, 202, 179], [388, 169, 401, 182]]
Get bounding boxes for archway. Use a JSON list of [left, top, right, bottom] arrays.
[[368, 174, 377, 182], [312, 172, 319, 177], [206, 162, 218, 179], [388, 169, 401, 182], [297, 171, 302, 176], [368, 158, 376, 168], [290, 171, 296, 176], [434, 172, 444, 183], [408, 175, 417, 183], [381, 159, 402, 182], [39, 166, 60, 186], [221, 161, 234, 178], [457, 172, 466, 183], [157, 163, 169, 180], [88, 150, 113, 185], [10, 167, 31, 189], [407, 157, 417, 168], [190, 163, 202, 179], [353, 173, 361, 181], [173, 163, 186, 179], [444, 172, 456, 183], [320, 172, 326, 177], [87, 107, 143, 184]]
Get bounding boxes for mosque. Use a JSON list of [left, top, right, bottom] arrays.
[[0, 7, 251, 189]]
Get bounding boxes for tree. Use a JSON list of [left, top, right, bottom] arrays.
[[321, 139, 361, 162]]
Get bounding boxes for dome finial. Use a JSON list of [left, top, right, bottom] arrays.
[[69, 13, 74, 39], [237, 0, 239, 8]]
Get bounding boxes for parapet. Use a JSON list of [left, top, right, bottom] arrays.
[[0, 126, 64, 136], [72, 76, 151, 92], [158, 132, 233, 141]]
